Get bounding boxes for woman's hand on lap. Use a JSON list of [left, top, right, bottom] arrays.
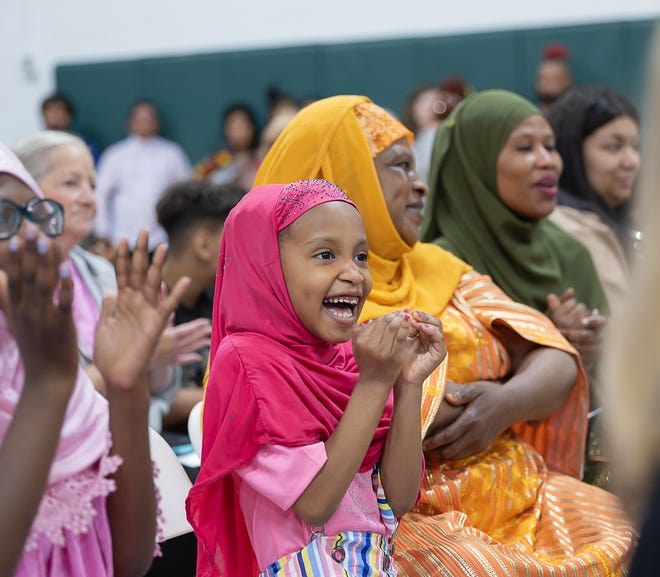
[[423, 380, 507, 459]]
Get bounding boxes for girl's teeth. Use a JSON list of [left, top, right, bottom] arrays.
[[327, 308, 353, 319]]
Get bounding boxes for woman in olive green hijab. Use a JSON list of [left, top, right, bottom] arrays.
[[423, 89, 608, 374], [424, 90, 612, 487]]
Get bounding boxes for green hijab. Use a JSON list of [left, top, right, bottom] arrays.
[[422, 89, 608, 313]]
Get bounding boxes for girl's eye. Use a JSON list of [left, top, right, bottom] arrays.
[[515, 145, 533, 152], [314, 251, 334, 260], [355, 252, 368, 263], [606, 143, 622, 153]]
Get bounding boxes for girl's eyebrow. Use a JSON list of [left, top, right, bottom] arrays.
[[304, 235, 338, 246]]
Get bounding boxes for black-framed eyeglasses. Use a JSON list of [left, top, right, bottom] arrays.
[[0, 198, 65, 240]]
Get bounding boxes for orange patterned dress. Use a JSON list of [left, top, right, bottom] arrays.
[[396, 271, 636, 576]]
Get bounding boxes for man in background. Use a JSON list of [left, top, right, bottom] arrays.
[[40, 92, 100, 162], [93, 100, 190, 255], [535, 43, 573, 112]]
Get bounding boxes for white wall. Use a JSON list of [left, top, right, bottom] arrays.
[[3, 0, 659, 144]]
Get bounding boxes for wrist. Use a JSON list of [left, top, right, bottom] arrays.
[[393, 386, 423, 415], [105, 376, 150, 404], [355, 375, 397, 393], [21, 374, 75, 402]]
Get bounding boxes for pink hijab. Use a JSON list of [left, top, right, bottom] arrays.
[[186, 180, 393, 577], [0, 143, 108, 538]]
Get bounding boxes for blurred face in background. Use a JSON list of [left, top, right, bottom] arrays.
[[411, 87, 443, 131], [37, 143, 96, 252], [42, 102, 73, 131], [129, 103, 160, 138], [224, 109, 256, 152], [535, 61, 572, 106], [582, 115, 640, 208]]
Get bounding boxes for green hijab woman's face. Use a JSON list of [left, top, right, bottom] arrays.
[[496, 114, 563, 219]]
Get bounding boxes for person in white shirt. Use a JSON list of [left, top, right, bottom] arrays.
[[93, 100, 190, 253]]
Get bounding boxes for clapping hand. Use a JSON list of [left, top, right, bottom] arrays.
[[93, 230, 189, 392], [1, 226, 77, 389], [547, 288, 606, 372], [397, 311, 446, 389]]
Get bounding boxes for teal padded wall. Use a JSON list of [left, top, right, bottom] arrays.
[[56, 18, 657, 163]]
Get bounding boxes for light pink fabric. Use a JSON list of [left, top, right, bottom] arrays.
[[13, 496, 113, 577], [234, 443, 387, 571], [69, 261, 100, 359], [0, 143, 117, 575]]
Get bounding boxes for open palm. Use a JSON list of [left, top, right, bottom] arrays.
[[93, 232, 189, 391]]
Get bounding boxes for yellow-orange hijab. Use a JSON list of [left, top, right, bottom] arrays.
[[254, 95, 470, 320]]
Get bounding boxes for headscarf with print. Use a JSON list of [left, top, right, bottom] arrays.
[[254, 95, 470, 321]]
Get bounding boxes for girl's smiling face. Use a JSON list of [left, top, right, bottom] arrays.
[[279, 201, 372, 344]]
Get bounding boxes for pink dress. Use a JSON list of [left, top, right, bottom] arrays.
[[233, 442, 389, 571], [1, 322, 121, 577]]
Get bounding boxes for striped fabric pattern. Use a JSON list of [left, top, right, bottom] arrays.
[[391, 271, 636, 576], [263, 532, 396, 576], [261, 465, 399, 576]]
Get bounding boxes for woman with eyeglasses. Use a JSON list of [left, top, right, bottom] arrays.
[[13, 131, 212, 432], [0, 143, 189, 577]]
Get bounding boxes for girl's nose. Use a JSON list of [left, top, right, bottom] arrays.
[[340, 260, 364, 284]]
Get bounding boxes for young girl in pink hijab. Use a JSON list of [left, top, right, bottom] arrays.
[[0, 143, 188, 577], [187, 179, 446, 576]]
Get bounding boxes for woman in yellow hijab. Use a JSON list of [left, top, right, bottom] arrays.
[[255, 96, 634, 576]]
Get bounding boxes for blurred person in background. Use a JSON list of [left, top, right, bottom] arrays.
[[402, 76, 468, 183], [156, 179, 243, 435], [535, 43, 573, 112], [605, 24, 660, 577], [92, 100, 190, 257], [193, 103, 260, 190], [547, 86, 641, 321], [40, 92, 99, 163]]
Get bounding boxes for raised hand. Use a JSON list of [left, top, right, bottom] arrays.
[[152, 317, 212, 367], [93, 230, 189, 391], [351, 312, 412, 389], [1, 226, 76, 388], [397, 311, 446, 388], [547, 288, 606, 371]]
